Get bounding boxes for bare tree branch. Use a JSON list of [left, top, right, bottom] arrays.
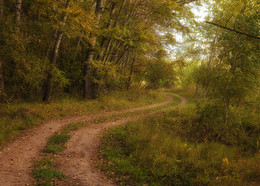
[[178, 0, 197, 5], [205, 21, 260, 40]]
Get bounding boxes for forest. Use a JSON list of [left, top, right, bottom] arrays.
[[0, 0, 259, 185]]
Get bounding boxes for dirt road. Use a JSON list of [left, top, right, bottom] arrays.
[[0, 94, 186, 185], [55, 94, 187, 185]]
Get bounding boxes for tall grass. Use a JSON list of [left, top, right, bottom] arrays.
[[99, 105, 260, 185]]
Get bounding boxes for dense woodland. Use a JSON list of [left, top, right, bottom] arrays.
[[0, 0, 259, 103], [0, 0, 190, 102], [0, 0, 259, 185]]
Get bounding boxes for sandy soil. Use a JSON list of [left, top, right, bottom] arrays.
[[0, 94, 185, 185]]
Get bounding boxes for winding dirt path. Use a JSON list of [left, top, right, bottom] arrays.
[[55, 94, 187, 186], [0, 93, 185, 185]]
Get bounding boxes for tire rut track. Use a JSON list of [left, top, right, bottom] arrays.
[[54, 94, 187, 186], [0, 94, 177, 185]]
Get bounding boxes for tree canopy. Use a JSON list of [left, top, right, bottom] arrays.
[[0, 0, 258, 103]]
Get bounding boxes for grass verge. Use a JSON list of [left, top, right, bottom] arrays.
[[0, 89, 166, 149], [99, 104, 260, 185], [32, 90, 180, 185], [93, 93, 181, 124]]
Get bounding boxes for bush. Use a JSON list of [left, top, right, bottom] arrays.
[[99, 105, 260, 185]]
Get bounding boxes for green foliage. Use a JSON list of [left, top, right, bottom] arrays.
[[100, 106, 260, 185], [0, 0, 194, 100], [145, 57, 176, 89]]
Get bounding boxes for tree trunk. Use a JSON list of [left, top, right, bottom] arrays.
[[0, 59, 5, 102], [15, 0, 22, 32], [0, 0, 3, 18], [83, 49, 94, 99], [43, 0, 70, 102], [102, 38, 113, 63], [0, 0, 5, 102], [83, 0, 103, 99], [73, 36, 82, 61], [115, 45, 129, 64], [96, 2, 116, 61], [126, 55, 135, 90], [43, 31, 64, 101]]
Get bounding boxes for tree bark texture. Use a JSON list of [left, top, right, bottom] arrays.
[[0, 0, 5, 102], [0, 59, 5, 101], [0, 0, 3, 18], [15, 0, 22, 32], [126, 55, 135, 90], [83, 0, 103, 99]]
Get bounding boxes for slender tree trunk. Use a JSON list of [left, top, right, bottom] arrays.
[[43, 0, 70, 102], [73, 36, 82, 61], [83, 49, 94, 99], [0, 0, 5, 102], [115, 45, 129, 64], [15, 0, 22, 32], [201, 32, 219, 98], [0, 59, 4, 102], [83, 0, 103, 99], [43, 31, 64, 101], [105, 40, 122, 63], [96, 2, 116, 61], [0, 0, 3, 18], [102, 38, 113, 63], [126, 55, 135, 90], [195, 80, 199, 97]]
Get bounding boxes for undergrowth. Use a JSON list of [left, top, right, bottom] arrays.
[[99, 93, 260, 185], [0, 89, 166, 149], [31, 89, 180, 185]]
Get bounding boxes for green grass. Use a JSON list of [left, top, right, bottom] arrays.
[[31, 90, 172, 185], [62, 121, 88, 133], [99, 105, 260, 185], [163, 86, 195, 101], [0, 89, 166, 149], [43, 133, 70, 154], [33, 131, 72, 184], [33, 157, 67, 186], [93, 92, 182, 124]]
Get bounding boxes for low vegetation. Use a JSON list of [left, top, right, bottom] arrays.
[[99, 89, 260, 185], [32, 121, 88, 185], [33, 157, 67, 186], [33, 132, 72, 185], [0, 90, 166, 149], [43, 133, 70, 154], [32, 90, 180, 185]]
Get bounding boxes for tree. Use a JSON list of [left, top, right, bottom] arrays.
[[0, 0, 4, 102], [83, 0, 103, 99], [43, 0, 70, 102], [192, 0, 259, 124], [15, 0, 22, 32]]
